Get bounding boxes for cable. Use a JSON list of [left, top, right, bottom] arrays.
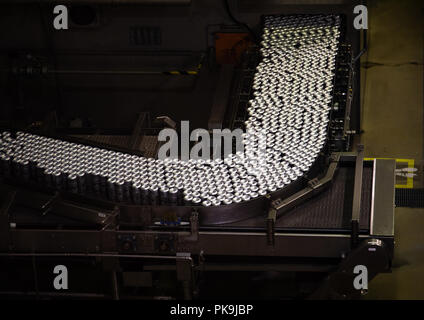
[[222, 0, 259, 44], [351, 0, 368, 64], [352, 28, 367, 64]]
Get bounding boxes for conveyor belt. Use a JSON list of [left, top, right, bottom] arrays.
[[219, 166, 372, 232], [395, 188, 424, 208], [2, 162, 373, 231], [276, 166, 372, 230]]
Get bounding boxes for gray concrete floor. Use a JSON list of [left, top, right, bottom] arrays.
[[359, 0, 424, 299]]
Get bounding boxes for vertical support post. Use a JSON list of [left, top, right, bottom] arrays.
[[102, 257, 120, 300], [176, 252, 194, 300], [351, 145, 364, 248], [0, 190, 16, 251]]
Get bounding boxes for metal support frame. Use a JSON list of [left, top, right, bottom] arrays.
[[5, 187, 119, 228], [0, 152, 396, 299], [100, 256, 121, 300], [310, 238, 391, 299]]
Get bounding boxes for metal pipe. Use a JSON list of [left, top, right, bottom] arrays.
[[0, 291, 108, 298], [0, 252, 184, 260], [1, 0, 191, 5], [48, 69, 196, 75]]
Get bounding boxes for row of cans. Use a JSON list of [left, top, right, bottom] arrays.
[[0, 15, 341, 206]]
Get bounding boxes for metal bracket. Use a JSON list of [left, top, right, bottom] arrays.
[[266, 153, 340, 221], [117, 234, 137, 252], [176, 252, 194, 300], [307, 178, 320, 189], [154, 234, 175, 253], [182, 210, 199, 242], [265, 154, 341, 246], [267, 207, 276, 246]]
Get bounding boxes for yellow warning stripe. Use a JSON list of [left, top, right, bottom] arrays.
[[165, 56, 203, 76], [364, 157, 415, 189], [165, 70, 198, 75]]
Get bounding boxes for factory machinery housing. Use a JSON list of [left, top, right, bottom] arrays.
[[0, 0, 394, 299]]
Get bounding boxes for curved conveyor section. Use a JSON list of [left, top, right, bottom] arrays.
[[0, 14, 341, 207]]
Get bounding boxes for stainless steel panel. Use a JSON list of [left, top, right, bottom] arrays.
[[370, 159, 395, 236]]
